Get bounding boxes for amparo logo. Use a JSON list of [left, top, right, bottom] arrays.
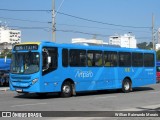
[[75, 69, 93, 78]]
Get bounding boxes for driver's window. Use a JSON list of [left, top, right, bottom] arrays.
[[42, 49, 48, 70], [42, 47, 58, 75]]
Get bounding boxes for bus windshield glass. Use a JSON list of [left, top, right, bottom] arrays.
[[11, 52, 40, 74]]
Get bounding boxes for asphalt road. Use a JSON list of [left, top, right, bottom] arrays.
[[0, 84, 160, 119]]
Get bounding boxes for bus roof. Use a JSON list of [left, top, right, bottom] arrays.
[[16, 42, 41, 45], [16, 41, 155, 53]]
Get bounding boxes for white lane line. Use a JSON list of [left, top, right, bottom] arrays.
[[11, 102, 47, 107], [94, 96, 116, 99]]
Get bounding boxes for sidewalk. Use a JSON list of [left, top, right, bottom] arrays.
[[0, 87, 10, 91]]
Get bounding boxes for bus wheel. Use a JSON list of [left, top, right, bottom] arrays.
[[122, 78, 132, 93], [61, 81, 72, 97]]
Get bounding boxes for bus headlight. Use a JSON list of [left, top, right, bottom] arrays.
[[32, 78, 38, 85]]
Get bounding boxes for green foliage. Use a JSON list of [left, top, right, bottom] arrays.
[[157, 50, 160, 61], [137, 42, 153, 50], [0, 49, 12, 58]]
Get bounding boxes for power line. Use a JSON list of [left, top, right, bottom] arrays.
[[8, 26, 51, 32], [6, 24, 153, 39], [57, 23, 151, 34], [0, 9, 51, 12], [57, 29, 152, 40], [54, 0, 65, 17], [7, 24, 152, 40], [0, 16, 49, 24], [9, 25, 51, 29], [57, 29, 115, 37], [0, 8, 152, 29], [57, 11, 151, 29]]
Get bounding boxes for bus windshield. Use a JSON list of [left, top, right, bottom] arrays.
[[11, 52, 40, 74]]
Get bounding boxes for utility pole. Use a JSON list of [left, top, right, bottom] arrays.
[[152, 14, 155, 50], [158, 28, 160, 44], [52, 0, 56, 42]]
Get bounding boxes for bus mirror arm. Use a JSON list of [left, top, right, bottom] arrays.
[[43, 56, 51, 72], [43, 64, 49, 72]]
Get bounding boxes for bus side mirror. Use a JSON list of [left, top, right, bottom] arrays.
[[42, 48, 51, 71], [48, 56, 51, 64]]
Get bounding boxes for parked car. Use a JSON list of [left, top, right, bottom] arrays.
[[156, 62, 160, 83]]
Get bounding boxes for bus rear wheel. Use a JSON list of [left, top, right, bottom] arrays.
[[61, 81, 72, 97], [122, 78, 132, 93]]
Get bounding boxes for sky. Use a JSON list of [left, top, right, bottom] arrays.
[[0, 0, 159, 43]]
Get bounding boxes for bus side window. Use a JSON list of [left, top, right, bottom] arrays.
[[95, 52, 103, 66], [42, 50, 48, 70], [69, 49, 86, 67], [132, 53, 143, 67], [87, 52, 93, 67], [87, 58, 92, 66], [119, 52, 131, 67], [104, 51, 117, 67], [87, 50, 102, 67], [144, 53, 154, 67], [62, 49, 68, 67]]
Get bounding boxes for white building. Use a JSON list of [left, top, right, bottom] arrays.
[[156, 44, 160, 51], [109, 34, 137, 48], [72, 38, 108, 45], [0, 26, 21, 49]]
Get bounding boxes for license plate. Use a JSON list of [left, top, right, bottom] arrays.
[[16, 88, 23, 92]]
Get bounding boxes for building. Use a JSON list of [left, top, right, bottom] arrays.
[[156, 44, 160, 51], [109, 34, 137, 48], [72, 38, 108, 46], [0, 26, 21, 50]]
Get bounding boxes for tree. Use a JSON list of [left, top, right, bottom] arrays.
[[157, 50, 160, 61], [137, 42, 148, 49], [0, 49, 12, 58], [146, 42, 153, 50], [137, 42, 153, 50]]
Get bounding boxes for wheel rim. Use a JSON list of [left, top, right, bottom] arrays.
[[124, 82, 130, 91], [63, 85, 71, 94]]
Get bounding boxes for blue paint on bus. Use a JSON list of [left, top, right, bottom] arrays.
[[0, 58, 11, 70], [9, 41, 156, 95]]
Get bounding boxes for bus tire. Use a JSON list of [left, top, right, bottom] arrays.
[[61, 81, 72, 97], [122, 78, 132, 93]]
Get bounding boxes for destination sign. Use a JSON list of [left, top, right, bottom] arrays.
[[14, 44, 38, 51]]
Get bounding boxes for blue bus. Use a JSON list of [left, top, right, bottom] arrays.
[[0, 58, 11, 70], [10, 41, 156, 97], [0, 58, 11, 86]]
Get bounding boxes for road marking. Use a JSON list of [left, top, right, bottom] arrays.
[[11, 102, 47, 107], [94, 96, 116, 99]]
